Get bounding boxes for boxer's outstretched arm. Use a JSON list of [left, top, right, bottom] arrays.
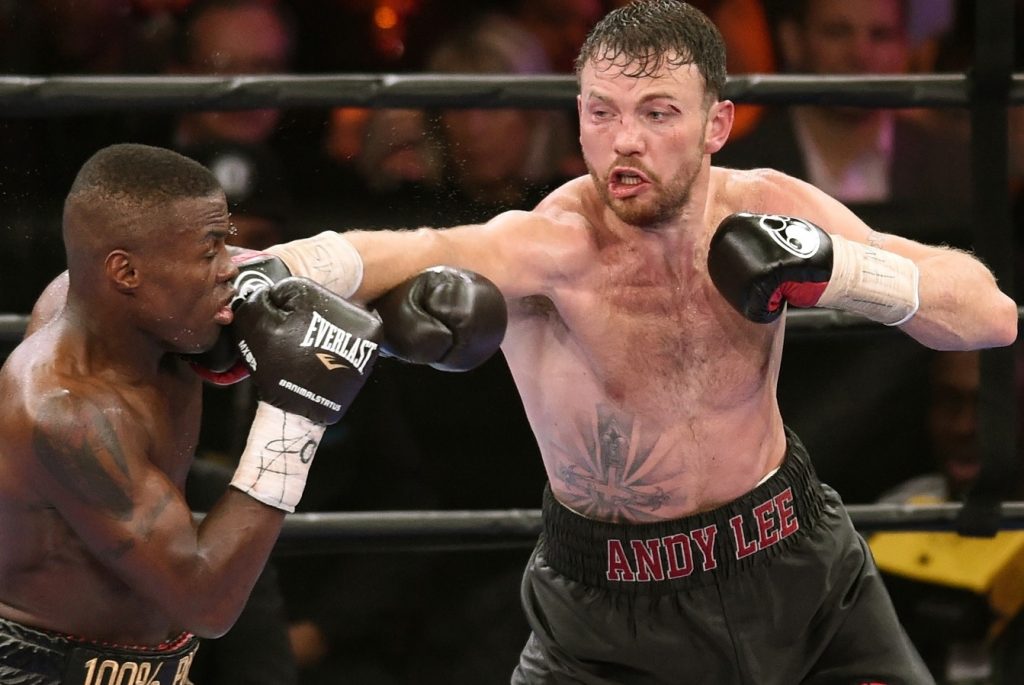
[[752, 170, 1017, 350], [363, 210, 590, 302], [266, 210, 585, 305]]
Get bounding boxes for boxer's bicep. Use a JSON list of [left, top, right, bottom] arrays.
[[457, 211, 587, 299], [31, 392, 195, 573], [345, 211, 575, 303]]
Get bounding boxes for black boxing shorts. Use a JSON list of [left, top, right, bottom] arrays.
[[513, 428, 935, 685], [0, 616, 198, 685]]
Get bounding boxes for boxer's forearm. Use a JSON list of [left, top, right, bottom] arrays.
[[343, 227, 455, 303], [896, 246, 1017, 350], [344, 224, 517, 303], [344, 210, 558, 303]]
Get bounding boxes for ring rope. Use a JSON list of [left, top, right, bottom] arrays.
[[0, 73, 1022, 115], [257, 502, 1024, 556]]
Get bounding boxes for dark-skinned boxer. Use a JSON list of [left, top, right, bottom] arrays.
[[0, 143, 506, 685]]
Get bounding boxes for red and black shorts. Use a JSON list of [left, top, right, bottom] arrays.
[[513, 428, 935, 685]]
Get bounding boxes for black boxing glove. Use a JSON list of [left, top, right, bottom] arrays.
[[233, 276, 381, 424], [707, 213, 919, 325], [188, 250, 292, 384], [370, 266, 508, 372], [229, 277, 382, 511]]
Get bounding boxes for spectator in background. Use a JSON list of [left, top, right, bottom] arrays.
[[348, 107, 443, 196], [717, 0, 971, 236], [168, 0, 295, 148], [512, 0, 603, 73], [167, 1, 339, 255], [880, 351, 989, 505], [871, 350, 1024, 684], [319, 11, 582, 230], [423, 12, 582, 223]]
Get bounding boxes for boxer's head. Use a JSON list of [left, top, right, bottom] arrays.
[[63, 143, 238, 353], [575, 0, 733, 227]]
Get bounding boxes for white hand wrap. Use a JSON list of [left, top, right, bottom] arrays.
[[816, 234, 920, 326], [266, 231, 363, 298], [230, 402, 326, 512]]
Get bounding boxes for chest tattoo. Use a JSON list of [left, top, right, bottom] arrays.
[[553, 405, 672, 521]]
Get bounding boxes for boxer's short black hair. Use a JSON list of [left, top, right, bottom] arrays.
[[67, 143, 221, 211]]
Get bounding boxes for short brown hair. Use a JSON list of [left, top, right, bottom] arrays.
[[575, 0, 728, 98]]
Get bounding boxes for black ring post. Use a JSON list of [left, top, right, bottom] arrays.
[[957, 0, 1018, 538], [5, 72, 1024, 115]]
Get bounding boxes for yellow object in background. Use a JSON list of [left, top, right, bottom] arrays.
[[870, 497, 1024, 637]]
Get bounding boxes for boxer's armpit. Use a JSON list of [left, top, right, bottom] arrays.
[[32, 394, 134, 522]]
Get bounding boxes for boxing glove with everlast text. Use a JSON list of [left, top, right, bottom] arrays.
[[232, 276, 381, 424], [189, 249, 292, 384], [228, 277, 382, 511], [707, 213, 919, 326], [370, 266, 508, 371]]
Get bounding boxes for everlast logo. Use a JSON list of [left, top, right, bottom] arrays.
[[606, 488, 800, 582], [299, 310, 378, 374]]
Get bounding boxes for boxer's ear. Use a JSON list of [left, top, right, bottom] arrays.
[[704, 99, 734, 155], [106, 250, 139, 293]]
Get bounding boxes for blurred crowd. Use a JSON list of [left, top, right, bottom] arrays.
[[1, 1, 1023, 683]]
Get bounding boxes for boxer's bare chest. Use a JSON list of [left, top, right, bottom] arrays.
[[131, 369, 202, 484], [508, 233, 780, 521], [556, 239, 770, 415]]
